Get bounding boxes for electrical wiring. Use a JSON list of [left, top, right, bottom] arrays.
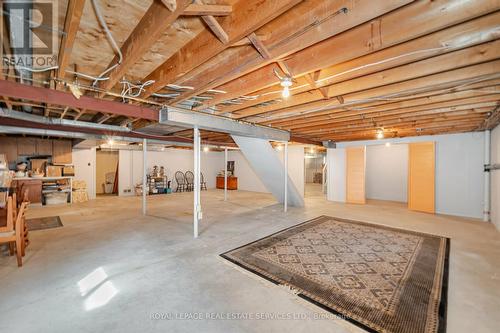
[[120, 80, 155, 98], [248, 73, 500, 122], [90, 0, 123, 86], [227, 44, 463, 105]]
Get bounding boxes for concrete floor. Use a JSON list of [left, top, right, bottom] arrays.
[[1, 184, 499, 332]]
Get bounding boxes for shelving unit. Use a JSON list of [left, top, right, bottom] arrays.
[[147, 176, 169, 195]]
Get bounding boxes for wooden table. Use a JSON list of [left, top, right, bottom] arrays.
[[216, 176, 238, 190]]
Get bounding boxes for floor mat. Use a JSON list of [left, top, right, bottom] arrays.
[[221, 216, 449, 333], [25, 216, 63, 231]]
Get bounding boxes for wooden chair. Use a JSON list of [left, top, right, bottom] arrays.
[[20, 188, 30, 249], [184, 171, 194, 192], [200, 172, 207, 191], [0, 197, 27, 266], [175, 171, 187, 192]]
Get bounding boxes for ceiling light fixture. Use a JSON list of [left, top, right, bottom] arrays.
[[376, 129, 384, 140], [203, 146, 209, 152], [280, 76, 292, 99], [107, 138, 115, 145]]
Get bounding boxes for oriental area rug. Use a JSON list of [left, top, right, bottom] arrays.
[[221, 216, 449, 333]]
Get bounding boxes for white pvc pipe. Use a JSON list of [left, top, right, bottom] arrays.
[[484, 130, 491, 222], [224, 147, 228, 201], [142, 139, 147, 215], [193, 127, 200, 238], [284, 142, 288, 212]]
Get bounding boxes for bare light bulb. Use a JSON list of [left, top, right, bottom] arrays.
[[203, 146, 209, 152], [107, 138, 115, 145], [376, 130, 384, 140], [282, 86, 290, 98]]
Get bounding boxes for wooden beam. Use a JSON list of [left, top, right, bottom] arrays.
[[247, 33, 272, 59], [60, 106, 70, 119], [268, 88, 500, 128], [303, 73, 328, 99], [200, 15, 229, 44], [232, 42, 500, 120], [202, 2, 500, 112], [142, 0, 305, 98], [0, 80, 158, 120], [74, 109, 86, 120], [482, 105, 500, 130], [97, 114, 113, 124], [56, 0, 85, 81], [182, 4, 232, 16], [99, 0, 192, 94], [174, 0, 410, 105], [293, 105, 495, 134]]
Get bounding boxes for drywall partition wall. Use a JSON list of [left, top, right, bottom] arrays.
[[337, 132, 485, 219], [326, 148, 346, 202], [491, 125, 500, 231], [227, 150, 268, 193], [279, 145, 305, 198], [118, 148, 224, 196], [72, 148, 96, 199], [232, 135, 304, 206], [227, 147, 305, 198], [366, 144, 408, 202]]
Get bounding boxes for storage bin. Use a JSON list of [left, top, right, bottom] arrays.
[[45, 192, 68, 205]]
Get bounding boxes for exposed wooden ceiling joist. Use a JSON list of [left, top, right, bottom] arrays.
[[57, 0, 86, 81], [142, 0, 307, 98], [182, 4, 232, 16], [98, 0, 192, 95], [237, 58, 500, 120], [206, 4, 500, 113], [172, 0, 411, 105]]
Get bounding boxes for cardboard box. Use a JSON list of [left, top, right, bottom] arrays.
[[62, 166, 74, 176], [46, 165, 62, 177], [31, 159, 48, 175]]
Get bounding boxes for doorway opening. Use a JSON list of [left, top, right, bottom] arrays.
[[304, 147, 326, 198], [96, 149, 119, 196]]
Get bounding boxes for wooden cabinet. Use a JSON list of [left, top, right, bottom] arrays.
[[14, 179, 42, 204], [17, 137, 36, 156], [216, 176, 238, 190], [52, 140, 72, 164], [36, 139, 52, 155], [0, 137, 18, 163]]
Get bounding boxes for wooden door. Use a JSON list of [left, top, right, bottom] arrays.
[[52, 140, 73, 164], [17, 137, 36, 156], [408, 142, 435, 213], [346, 146, 366, 204], [36, 139, 52, 155], [0, 137, 18, 163]]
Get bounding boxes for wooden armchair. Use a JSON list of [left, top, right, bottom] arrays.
[[0, 197, 27, 266]]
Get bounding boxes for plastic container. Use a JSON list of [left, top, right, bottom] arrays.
[[45, 192, 68, 205]]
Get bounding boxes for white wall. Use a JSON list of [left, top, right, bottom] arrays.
[[331, 132, 485, 219], [491, 126, 500, 231], [284, 146, 305, 198], [227, 151, 268, 193], [118, 148, 224, 196], [326, 148, 346, 202], [228, 146, 305, 198], [366, 144, 408, 202], [72, 148, 96, 199]]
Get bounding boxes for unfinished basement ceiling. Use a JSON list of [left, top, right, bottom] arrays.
[[1, 0, 499, 145]]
